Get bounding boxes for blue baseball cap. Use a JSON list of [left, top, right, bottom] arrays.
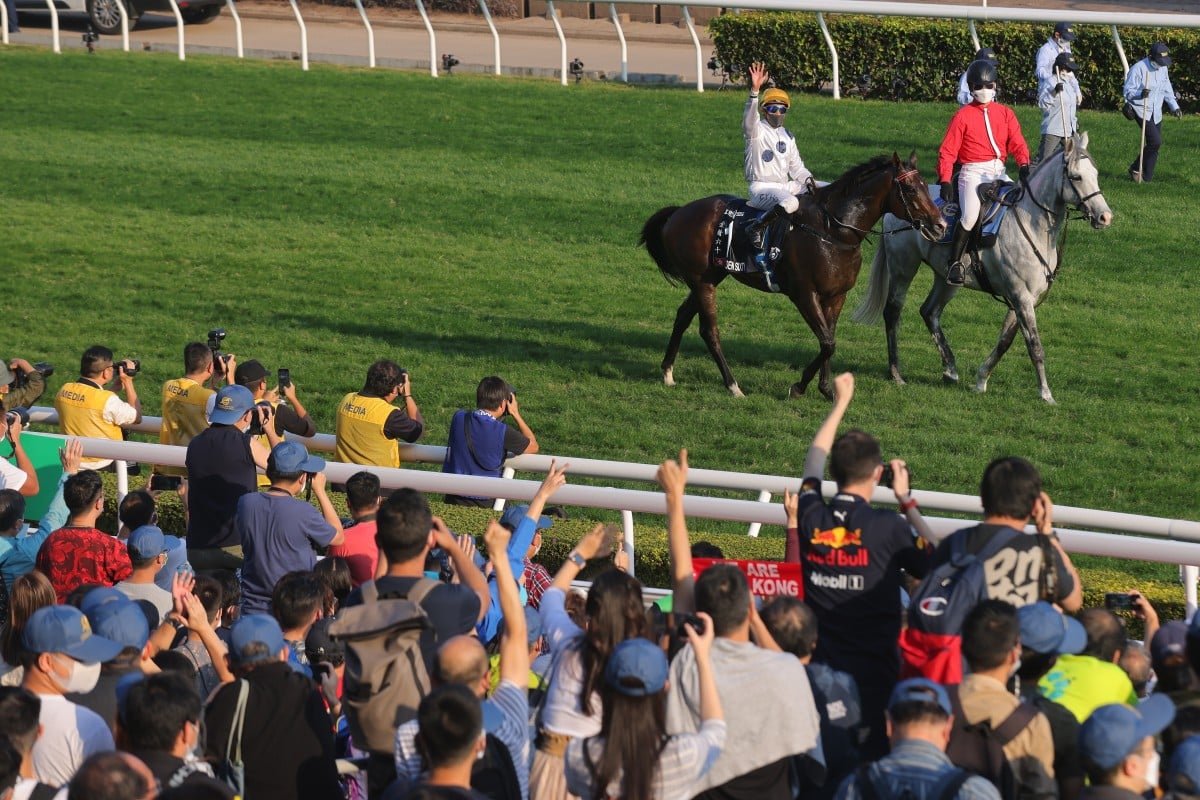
[[79, 586, 127, 615], [22, 605, 123, 664], [1079, 695, 1175, 770], [1149, 42, 1172, 67], [1167, 735, 1200, 794], [229, 614, 286, 664], [88, 598, 150, 651], [268, 441, 325, 475], [1018, 602, 1086, 655], [126, 525, 182, 562], [209, 384, 255, 425], [1054, 22, 1076, 42], [605, 638, 668, 696], [499, 505, 553, 531], [888, 677, 952, 716], [498, 605, 543, 646]]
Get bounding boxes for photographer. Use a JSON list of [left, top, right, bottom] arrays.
[[152, 341, 236, 492], [54, 345, 143, 471], [236, 441, 344, 615], [442, 375, 539, 507], [185, 385, 280, 571], [0, 410, 38, 497], [0, 358, 51, 412], [334, 359, 424, 468], [784, 372, 934, 760], [233, 360, 316, 486]]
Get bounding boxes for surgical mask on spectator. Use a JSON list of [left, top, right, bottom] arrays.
[[1144, 750, 1160, 790], [972, 88, 996, 104], [52, 656, 102, 694]]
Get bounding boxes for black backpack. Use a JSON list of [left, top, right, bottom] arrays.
[[854, 762, 970, 800], [945, 684, 1039, 800], [471, 732, 522, 800]]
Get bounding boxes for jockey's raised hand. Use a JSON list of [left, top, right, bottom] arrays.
[[748, 62, 769, 94]]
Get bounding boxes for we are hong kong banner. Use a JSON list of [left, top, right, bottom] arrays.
[[692, 558, 804, 600]]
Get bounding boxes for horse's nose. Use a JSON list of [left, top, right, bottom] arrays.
[[1096, 210, 1113, 229], [933, 219, 948, 238]]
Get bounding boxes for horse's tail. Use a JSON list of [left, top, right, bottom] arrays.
[[851, 239, 891, 325], [640, 206, 684, 285]]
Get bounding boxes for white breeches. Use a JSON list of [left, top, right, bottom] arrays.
[[748, 180, 807, 213], [957, 159, 1008, 230]]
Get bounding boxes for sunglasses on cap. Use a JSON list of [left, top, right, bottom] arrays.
[[970, 81, 997, 91], [763, 104, 787, 114]]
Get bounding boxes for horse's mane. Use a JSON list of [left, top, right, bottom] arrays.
[[813, 155, 894, 202]]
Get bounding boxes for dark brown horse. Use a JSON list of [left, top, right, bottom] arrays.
[[640, 153, 946, 399]]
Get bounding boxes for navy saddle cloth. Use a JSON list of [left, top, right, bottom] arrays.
[[710, 196, 786, 274], [933, 180, 1022, 248]]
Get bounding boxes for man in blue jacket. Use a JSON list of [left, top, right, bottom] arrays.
[[442, 376, 538, 508], [1125, 42, 1182, 183]]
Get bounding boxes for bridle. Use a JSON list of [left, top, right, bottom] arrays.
[[802, 164, 941, 247], [1021, 146, 1104, 225], [892, 167, 944, 242]]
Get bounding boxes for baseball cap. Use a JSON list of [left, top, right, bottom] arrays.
[[1151, 621, 1189, 668], [1167, 735, 1200, 794], [305, 618, 345, 666], [975, 47, 997, 64], [1054, 22, 1077, 42], [234, 359, 268, 386], [127, 525, 182, 562], [229, 614, 286, 664], [1078, 695, 1175, 770], [1018, 602, 1086, 655], [1150, 42, 1173, 67], [498, 605, 543, 646], [88, 599, 150, 651], [604, 638, 668, 696], [1053, 52, 1079, 73], [268, 441, 325, 475], [888, 677, 952, 716], [209, 384, 255, 425], [499, 505, 553, 531], [80, 586, 127, 615], [22, 605, 123, 664]]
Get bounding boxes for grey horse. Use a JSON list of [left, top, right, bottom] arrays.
[[852, 133, 1113, 404]]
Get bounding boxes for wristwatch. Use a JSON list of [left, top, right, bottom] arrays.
[[568, 551, 586, 568]]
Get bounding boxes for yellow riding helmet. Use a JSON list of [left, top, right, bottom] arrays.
[[761, 88, 790, 109]]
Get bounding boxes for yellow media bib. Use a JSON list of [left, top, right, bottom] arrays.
[[158, 378, 215, 477], [55, 381, 123, 468], [335, 393, 400, 468]]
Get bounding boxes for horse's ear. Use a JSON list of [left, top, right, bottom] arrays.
[[892, 152, 902, 169], [907, 149, 918, 168], [1064, 135, 1076, 156], [1079, 131, 1089, 149]]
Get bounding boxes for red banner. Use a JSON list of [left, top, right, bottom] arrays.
[[692, 558, 804, 600]]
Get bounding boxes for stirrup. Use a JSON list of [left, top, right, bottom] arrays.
[[946, 261, 966, 287], [749, 225, 767, 250]]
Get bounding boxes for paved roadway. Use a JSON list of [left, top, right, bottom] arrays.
[[6, 0, 1198, 84]]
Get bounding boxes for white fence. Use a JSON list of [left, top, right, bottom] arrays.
[[6, 0, 1200, 90], [25, 407, 1200, 617]]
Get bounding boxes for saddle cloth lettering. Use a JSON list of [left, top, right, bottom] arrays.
[[711, 196, 785, 274]]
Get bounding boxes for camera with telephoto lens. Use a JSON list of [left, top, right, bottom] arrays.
[[247, 401, 273, 436], [674, 613, 706, 640], [878, 463, 913, 488], [115, 359, 140, 377], [207, 329, 231, 370], [11, 361, 54, 390], [4, 407, 30, 428]]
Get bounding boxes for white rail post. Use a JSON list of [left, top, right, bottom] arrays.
[[287, 0, 308, 70], [1, 3, 8, 45], [45, 0, 59, 53], [621, 509, 635, 578], [546, 0, 566, 86], [226, 0, 243, 58], [608, 3, 627, 83], [492, 467, 516, 512], [816, 12, 839, 100], [967, 20, 979, 51], [1185, 566, 1199, 623], [117, 0, 128, 52], [353, 0, 375, 67], [415, 0, 437, 76], [115, 461, 129, 509], [747, 489, 770, 537], [681, 6, 703, 93], [477, 0, 500, 75], [1111, 25, 1130, 76], [166, 0, 185, 60]]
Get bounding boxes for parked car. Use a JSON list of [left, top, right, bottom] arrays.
[[15, 0, 223, 35]]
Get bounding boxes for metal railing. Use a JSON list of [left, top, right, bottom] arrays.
[[24, 407, 1200, 617]]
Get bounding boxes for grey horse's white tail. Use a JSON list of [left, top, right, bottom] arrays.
[[851, 240, 891, 325]]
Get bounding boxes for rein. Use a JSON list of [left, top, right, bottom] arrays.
[[1009, 151, 1099, 283], [797, 166, 934, 248]]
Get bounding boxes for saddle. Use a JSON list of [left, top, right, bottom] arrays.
[[710, 197, 788, 280], [934, 180, 1022, 251]]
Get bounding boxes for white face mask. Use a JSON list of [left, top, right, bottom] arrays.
[[1144, 750, 1161, 790], [52, 656, 102, 694], [972, 88, 996, 104]]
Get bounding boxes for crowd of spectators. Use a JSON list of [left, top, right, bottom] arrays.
[[0, 346, 1195, 800]]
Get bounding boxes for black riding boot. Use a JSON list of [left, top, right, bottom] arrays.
[[945, 223, 972, 286], [748, 204, 787, 250]]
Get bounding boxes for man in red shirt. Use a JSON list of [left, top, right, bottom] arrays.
[[327, 470, 381, 586], [35, 470, 132, 603], [939, 59, 1032, 287]]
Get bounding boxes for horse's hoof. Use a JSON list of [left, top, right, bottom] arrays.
[[973, 382, 988, 394], [663, 368, 675, 387], [889, 369, 906, 385], [728, 383, 745, 398], [942, 371, 959, 384], [788, 383, 805, 399], [1042, 393, 1057, 405]]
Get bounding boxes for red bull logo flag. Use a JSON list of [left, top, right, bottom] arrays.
[[692, 558, 804, 600]]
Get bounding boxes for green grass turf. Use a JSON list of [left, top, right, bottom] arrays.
[[2, 48, 1196, 588]]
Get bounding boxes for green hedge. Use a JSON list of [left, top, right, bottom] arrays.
[[93, 475, 1183, 633], [709, 13, 1199, 112]]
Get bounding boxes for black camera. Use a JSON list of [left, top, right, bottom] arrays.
[[674, 613, 706, 639], [878, 463, 913, 488], [82, 25, 99, 53], [115, 359, 141, 377], [247, 401, 273, 436], [11, 361, 53, 389], [442, 53, 459, 74], [4, 407, 30, 428], [207, 329, 232, 369], [569, 58, 585, 84]]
